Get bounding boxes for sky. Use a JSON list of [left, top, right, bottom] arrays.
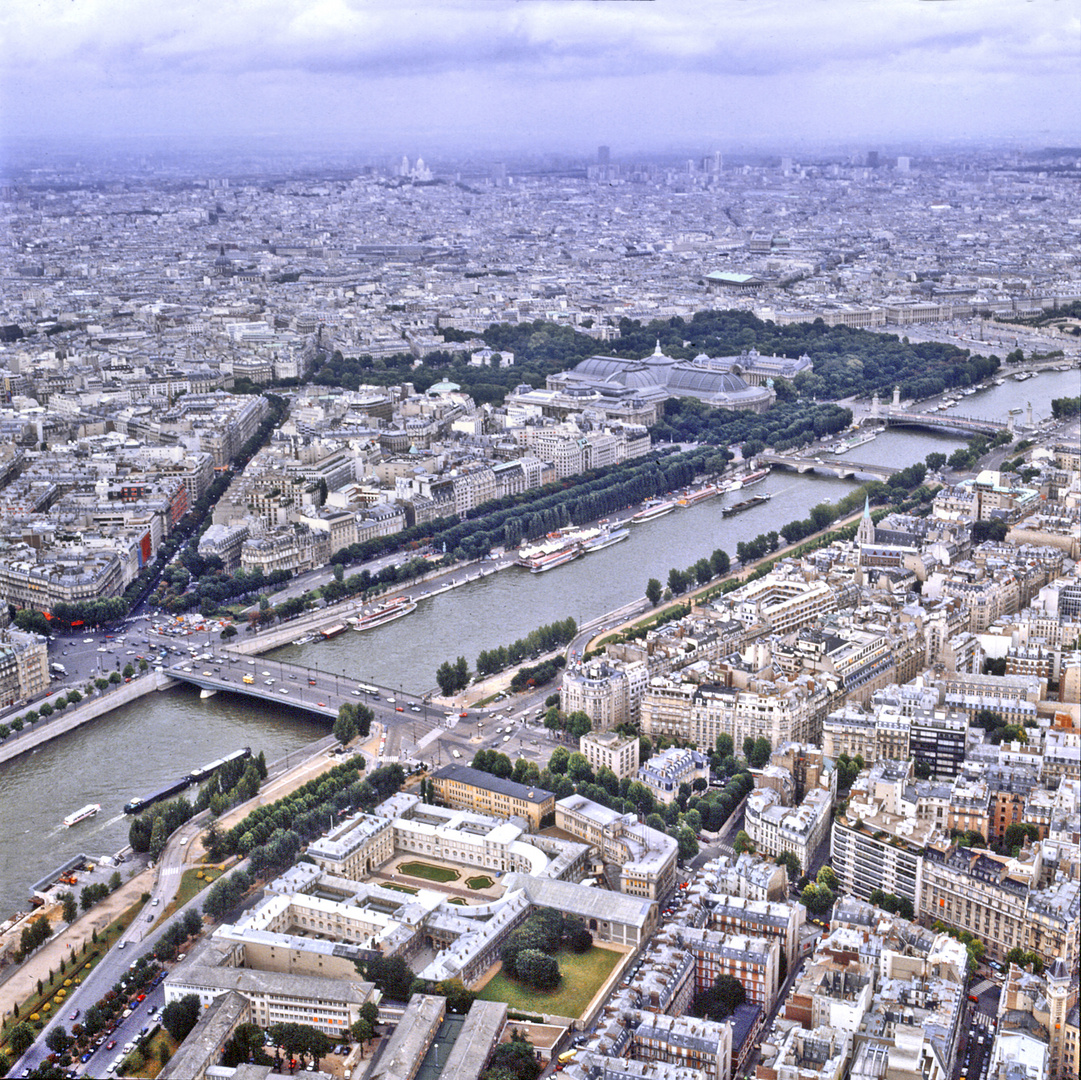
[[2, 0, 1079, 157]]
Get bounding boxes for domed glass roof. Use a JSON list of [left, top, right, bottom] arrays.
[[668, 368, 750, 394]]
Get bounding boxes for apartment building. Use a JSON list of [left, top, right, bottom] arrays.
[[677, 926, 780, 1008], [745, 786, 832, 877], [561, 657, 650, 730], [633, 1014, 733, 1080], [638, 747, 710, 805], [580, 729, 641, 781]]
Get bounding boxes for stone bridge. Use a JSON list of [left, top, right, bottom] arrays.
[[761, 455, 901, 481]]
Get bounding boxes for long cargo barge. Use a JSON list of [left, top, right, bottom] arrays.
[[124, 776, 192, 815], [188, 746, 252, 785], [721, 493, 772, 517]]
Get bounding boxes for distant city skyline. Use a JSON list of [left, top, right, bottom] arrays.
[[1, 0, 1079, 159]]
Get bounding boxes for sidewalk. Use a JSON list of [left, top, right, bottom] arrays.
[[0, 863, 153, 1021]]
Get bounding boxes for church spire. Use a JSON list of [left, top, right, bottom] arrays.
[[856, 495, 875, 546]]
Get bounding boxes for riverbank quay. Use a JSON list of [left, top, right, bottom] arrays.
[[0, 671, 177, 768], [0, 732, 348, 1025], [580, 504, 868, 655], [0, 555, 502, 765]]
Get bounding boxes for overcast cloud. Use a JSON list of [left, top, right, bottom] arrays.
[[2, 0, 1078, 154]]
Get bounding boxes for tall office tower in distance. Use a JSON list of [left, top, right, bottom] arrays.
[[598, 145, 610, 166], [867, 149, 880, 168], [897, 155, 911, 173], [781, 156, 793, 176]]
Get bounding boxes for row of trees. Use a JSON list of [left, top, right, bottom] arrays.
[[210, 760, 404, 863], [192, 751, 269, 818], [16, 914, 51, 962], [78, 871, 121, 915], [154, 909, 203, 962], [0, 686, 99, 741], [509, 655, 565, 693], [202, 867, 255, 921], [1050, 395, 1080, 418], [868, 889, 915, 921], [475, 617, 578, 677], [128, 797, 196, 859], [649, 547, 732, 604]]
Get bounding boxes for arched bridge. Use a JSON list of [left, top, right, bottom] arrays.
[[761, 454, 900, 481], [880, 409, 1008, 436]]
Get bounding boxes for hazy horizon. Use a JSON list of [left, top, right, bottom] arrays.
[[3, 0, 1079, 166]]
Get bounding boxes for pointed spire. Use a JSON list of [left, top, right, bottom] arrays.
[[654, 338, 663, 356], [863, 494, 871, 518]]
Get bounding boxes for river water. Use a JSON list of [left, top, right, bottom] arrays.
[[0, 368, 1072, 918]]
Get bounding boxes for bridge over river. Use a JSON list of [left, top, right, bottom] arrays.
[[166, 650, 448, 740], [761, 454, 900, 481], [876, 407, 1009, 437]]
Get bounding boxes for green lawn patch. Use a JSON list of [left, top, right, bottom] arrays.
[[448, 897, 468, 906], [158, 866, 220, 924], [385, 883, 418, 895], [398, 860, 460, 883], [465, 875, 495, 890], [479, 946, 621, 1019]]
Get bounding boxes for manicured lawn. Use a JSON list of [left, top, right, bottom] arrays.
[[385, 883, 418, 895], [465, 874, 495, 890], [448, 897, 468, 906], [479, 946, 621, 1018], [158, 866, 220, 923], [398, 860, 460, 883]]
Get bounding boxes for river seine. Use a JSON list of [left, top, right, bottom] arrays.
[[0, 367, 1072, 918]]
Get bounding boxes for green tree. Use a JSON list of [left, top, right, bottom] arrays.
[[351, 1017, 375, 1046], [565, 710, 592, 739], [676, 826, 699, 862], [45, 1024, 72, 1054], [333, 707, 357, 746], [161, 994, 202, 1042], [436, 660, 457, 697], [149, 815, 168, 861], [692, 973, 746, 1021], [9, 1020, 36, 1056], [645, 578, 663, 606], [775, 851, 801, 881], [60, 891, 77, 924], [733, 830, 755, 854], [485, 1031, 540, 1080], [800, 882, 835, 918]]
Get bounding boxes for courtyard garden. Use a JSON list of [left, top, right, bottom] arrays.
[[479, 945, 621, 1018], [465, 874, 495, 890], [396, 861, 460, 884]]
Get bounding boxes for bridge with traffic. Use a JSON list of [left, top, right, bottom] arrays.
[[165, 649, 447, 737], [876, 408, 1009, 437], [761, 454, 901, 481]]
